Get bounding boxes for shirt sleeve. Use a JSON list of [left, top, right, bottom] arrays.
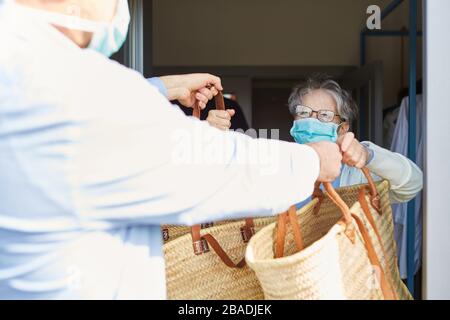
[[147, 77, 168, 98], [363, 141, 423, 203], [72, 70, 320, 226]]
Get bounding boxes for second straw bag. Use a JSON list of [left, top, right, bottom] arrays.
[[163, 92, 275, 300], [246, 168, 412, 300]]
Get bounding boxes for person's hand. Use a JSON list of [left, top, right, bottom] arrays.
[[206, 109, 236, 130], [307, 141, 343, 182], [159, 73, 223, 109], [337, 132, 369, 169]]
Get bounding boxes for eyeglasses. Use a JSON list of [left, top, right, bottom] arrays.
[[293, 105, 345, 123]]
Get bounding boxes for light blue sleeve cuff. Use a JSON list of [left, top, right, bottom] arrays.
[[361, 141, 375, 165], [147, 77, 168, 98]]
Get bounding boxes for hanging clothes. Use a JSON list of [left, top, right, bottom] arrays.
[[383, 105, 401, 149], [390, 94, 424, 279]]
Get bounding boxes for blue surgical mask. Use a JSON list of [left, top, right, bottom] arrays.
[[11, 0, 130, 57], [290, 118, 339, 144], [87, 0, 131, 57]]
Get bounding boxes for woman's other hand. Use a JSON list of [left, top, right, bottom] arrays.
[[206, 109, 236, 130], [337, 132, 369, 169]]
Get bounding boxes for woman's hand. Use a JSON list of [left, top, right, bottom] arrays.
[[307, 141, 343, 182], [206, 109, 235, 130], [159, 73, 223, 109], [337, 132, 369, 169]]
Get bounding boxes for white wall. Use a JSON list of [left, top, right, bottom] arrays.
[[424, 0, 450, 300]]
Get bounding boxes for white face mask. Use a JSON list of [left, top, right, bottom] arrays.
[[9, 0, 131, 57]]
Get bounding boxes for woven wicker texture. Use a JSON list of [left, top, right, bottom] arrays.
[[246, 180, 412, 300], [164, 216, 276, 300]]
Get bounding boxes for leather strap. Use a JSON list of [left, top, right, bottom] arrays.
[[324, 182, 356, 243], [288, 205, 304, 252], [202, 233, 246, 268], [190, 90, 254, 268], [192, 89, 225, 242], [359, 187, 385, 253], [193, 91, 225, 118], [274, 167, 379, 252], [241, 218, 255, 243], [275, 212, 288, 258], [312, 167, 380, 217], [190, 219, 249, 268], [275, 206, 303, 259], [274, 177, 358, 258], [191, 224, 207, 255], [352, 214, 397, 300], [312, 181, 324, 215], [361, 167, 382, 214], [358, 187, 399, 300]]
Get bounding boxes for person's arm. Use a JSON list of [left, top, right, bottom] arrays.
[[147, 74, 222, 109], [147, 77, 168, 97], [337, 132, 422, 203], [362, 141, 423, 203], [73, 69, 342, 226]]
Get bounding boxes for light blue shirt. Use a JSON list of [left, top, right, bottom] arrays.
[[295, 172, 341, 210], [0, 3, 321, 300], [147, 77, 168, 98]]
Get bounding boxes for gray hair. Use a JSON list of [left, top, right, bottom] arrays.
[[288, 74, 358, 124]]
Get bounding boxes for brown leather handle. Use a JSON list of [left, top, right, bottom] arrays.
[[193, 90, 225, 119], [189, 90, 256, 267], [312, 167, 380, 241], [323, 182, 356, 242], [361, 167, 381, 214], [274, 181, 355, 259], [352, 213, 397, 300], [276, 167, 378, 255], [274, 180, 356, 258], [324, 176, 394, 300], [312, 167, 381, 215], [190, 218, 254, 269], [358, 187, 398, 299], [312, 168, 379, 201], [275, 206, 304, 258], [190, 90, 253, 267]]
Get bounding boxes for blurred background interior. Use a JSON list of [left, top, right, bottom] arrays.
[[114, 0, 423, 144]]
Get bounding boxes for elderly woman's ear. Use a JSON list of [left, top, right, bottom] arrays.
[[338, 122, 350, 136]]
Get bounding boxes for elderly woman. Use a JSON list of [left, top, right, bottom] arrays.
[[287, 75, 422, 203], [208, 74, 422, 203]]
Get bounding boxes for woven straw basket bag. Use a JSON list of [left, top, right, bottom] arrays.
[[246, 168, 412, 300], [164, 92, 276, 300], [164, 216, 276, 300]]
